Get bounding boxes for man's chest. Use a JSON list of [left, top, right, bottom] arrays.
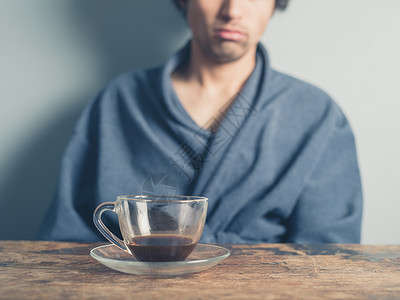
[[172, 80, 239, 131]]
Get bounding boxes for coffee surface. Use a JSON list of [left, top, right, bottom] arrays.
[[127, 235, 196, 262]]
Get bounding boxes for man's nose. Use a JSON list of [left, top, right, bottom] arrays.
[[219, 0, 243, 21]]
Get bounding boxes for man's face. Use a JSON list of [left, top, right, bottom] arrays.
[[185, 0, 275, 63]]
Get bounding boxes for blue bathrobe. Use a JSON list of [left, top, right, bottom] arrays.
[[38, 42, 363, 244]]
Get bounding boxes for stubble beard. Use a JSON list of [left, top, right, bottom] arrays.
[[195, 35, 251, 64]]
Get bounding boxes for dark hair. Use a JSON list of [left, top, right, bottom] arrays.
[[275, 0, 290, 11], [172, 0, 290, 12]]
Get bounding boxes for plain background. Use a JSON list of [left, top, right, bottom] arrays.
[[0, 0, 399, 243]]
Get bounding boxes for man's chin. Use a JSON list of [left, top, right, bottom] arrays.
[[210, 51, 248, 64], [208, 44, 250, 63]]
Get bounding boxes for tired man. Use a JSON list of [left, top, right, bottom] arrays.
[[38, 0, 363, 243]]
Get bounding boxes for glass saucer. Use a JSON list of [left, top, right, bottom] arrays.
[[90, 243, 230, 276]]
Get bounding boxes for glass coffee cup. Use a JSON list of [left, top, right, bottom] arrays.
[[93, 195, 208, 262]]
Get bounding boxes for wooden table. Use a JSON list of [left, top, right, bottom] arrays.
[[1, 241, 400, 299]]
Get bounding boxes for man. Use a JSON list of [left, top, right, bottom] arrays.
[[38, 0, 363, 243]]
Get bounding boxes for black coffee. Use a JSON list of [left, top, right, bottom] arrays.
[[127, 235, 196, 262]]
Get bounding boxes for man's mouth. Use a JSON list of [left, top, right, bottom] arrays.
[[214, 28, 245, 41]]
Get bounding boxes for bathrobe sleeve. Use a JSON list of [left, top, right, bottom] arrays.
[[284, 114, 363, 243], [36, 131, 103, 242]]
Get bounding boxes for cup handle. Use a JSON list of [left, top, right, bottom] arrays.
[[93, 202, 127, 252]]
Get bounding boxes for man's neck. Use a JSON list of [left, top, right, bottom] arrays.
[[170, 41, 258, 130], [175, 41, 257, 96]]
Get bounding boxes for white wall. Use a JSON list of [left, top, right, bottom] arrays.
[[1, 0, 399, 243]]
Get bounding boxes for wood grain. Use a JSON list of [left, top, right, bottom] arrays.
[[1, 241, 400, 299]]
